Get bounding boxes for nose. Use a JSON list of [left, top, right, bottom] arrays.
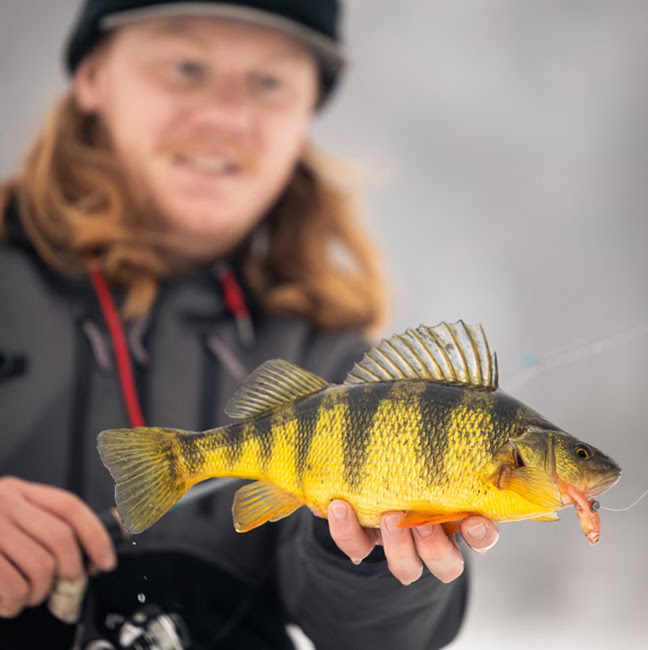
[[192, 74, 253, 130]]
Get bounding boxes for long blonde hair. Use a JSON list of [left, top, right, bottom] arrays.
[[0, 93, 386, 332]]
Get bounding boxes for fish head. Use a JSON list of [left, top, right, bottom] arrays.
[[513, 427, 621, 499], [550, 431, 621, 499]]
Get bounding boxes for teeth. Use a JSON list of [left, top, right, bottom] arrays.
[[184, 155, 234, 173]]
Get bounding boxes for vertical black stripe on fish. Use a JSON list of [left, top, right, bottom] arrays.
[[417, 382, 466, 487], [208, 422, 245, 470], [251, 415, 275, 475], [488, 391, 528, 453], [342, 382, 393, 492], [295, 391, 327, 488], [156, 431, 182, 486], [177, 430, 206, 473]]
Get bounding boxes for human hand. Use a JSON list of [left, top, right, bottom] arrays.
[[0, 476, 117, 618], [327, 500, 499, 585]]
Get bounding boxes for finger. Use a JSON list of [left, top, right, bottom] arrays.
[[0, 521, 55, 608], [412, 523, 465, 583], [327, 500, 377, 564], [21, 483, 116, 571], [0, 555, 30, 618], [460, 516, 499, 554], [9, 499, 85, 580], [381, 513, 423, 586]]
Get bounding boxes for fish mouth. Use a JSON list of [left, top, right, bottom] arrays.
[[588, 467, 622, 498], [588, 449, 622, 497]]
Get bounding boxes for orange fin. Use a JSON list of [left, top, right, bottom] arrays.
[[232, 481, 302, 532], [441, 521, 464, 536], [497, 466, 563, 510], [397, 511, 472, 529]]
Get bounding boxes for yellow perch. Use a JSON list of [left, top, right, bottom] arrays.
[[97, 321, 621, 543]]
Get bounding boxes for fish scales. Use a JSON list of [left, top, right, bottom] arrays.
[[293, 393, 323, 490], [416, 381, 462, 488], [340, 383, 391, 493], [301, 389, 349, 504], [352, 382, 426, 521]]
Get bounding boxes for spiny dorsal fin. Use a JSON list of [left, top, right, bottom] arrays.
[[344, 320, 498, 390], [225, 359, 330, 420]]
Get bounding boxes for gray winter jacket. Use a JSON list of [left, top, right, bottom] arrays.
[[0, 199, 468, 649]]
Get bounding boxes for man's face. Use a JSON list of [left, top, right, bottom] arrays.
[[74, 17, 319, 262]]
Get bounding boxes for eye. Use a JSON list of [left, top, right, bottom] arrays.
[[174, 59, 206, 79], [575, 444, 592, 460], [250, 72, 287, 97], [157, 57, 207, 87], [254, 73, 281, 89]]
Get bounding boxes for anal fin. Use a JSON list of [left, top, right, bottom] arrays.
[[232, 481, 303, 532], [397, 511, 472, 530], [441, 521, 464, 536]]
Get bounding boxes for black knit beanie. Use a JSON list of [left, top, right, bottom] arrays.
[[64, 0, 346, 104]]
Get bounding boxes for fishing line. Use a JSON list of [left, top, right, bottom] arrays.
[[597, 489, 648, 512], [507, 316, 648, 389]]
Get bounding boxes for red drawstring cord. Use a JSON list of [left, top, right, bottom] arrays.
[[86, 259, 147, 428], [217, 264, 254, 347], [217, 265, 247, 316]]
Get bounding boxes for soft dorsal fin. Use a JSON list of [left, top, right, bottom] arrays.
[[225, 359, 330, 420], [344, 320, 498, 390]]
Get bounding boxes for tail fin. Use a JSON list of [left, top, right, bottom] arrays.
[[97, 427, 194, 534]]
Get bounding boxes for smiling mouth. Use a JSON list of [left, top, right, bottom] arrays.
[[175, 154, 241, 175]]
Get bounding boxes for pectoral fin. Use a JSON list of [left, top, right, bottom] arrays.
[[497, 466, 563, 510], [397, 511, 472, 529], [232, 481, 303, 532], [529, 512, 560, 522]]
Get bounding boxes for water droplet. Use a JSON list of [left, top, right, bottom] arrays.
[[137, 593, 146, 603]]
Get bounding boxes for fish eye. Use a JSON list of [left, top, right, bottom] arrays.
[[575, 444, 592, 460]]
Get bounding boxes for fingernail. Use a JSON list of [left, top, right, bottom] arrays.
[[475, 532, 499, 554], [331, 503, 348, 522], [466, 522, 486, 541], [385, 514, 403, 538], [414, 524, 434, 538]]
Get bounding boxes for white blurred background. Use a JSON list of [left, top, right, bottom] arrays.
[[1, 1, 647, 649]]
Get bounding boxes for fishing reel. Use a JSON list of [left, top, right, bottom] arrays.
[[83, 603, 191, 650], [46, 509, 191, 649]]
